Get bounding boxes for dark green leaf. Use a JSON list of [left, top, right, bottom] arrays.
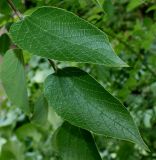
[[53, 122, 102, 160], [10, 7, 127, 67], [0, 0, 10, 14], [117, 142, 134, 160], [0, 34, 11, 56], [0, 49, 29, 113], [44, 67, 148, 150], [0, 0, 23, 15], [103, 0, 114, 16]]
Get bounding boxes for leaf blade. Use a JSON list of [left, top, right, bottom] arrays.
[[31, 94, 48, 125], [0, 34, 11, 56], [44, 67, 148, 150], [94, 0, 104, 8], [0, 49, 29, 113], [53, 122, 102, 160], [10, 7, 127, 67]]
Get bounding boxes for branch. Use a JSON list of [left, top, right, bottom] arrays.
[[7, 0, 23, 20], [48, 59, 58, 72], [7, 0, 59, 73]]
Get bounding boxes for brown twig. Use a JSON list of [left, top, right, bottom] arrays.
[[48, 59, 58, 72], [7, 0, 23, 20], [7, 0, 59, 73]]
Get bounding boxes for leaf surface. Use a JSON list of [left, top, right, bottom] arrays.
[[53, 122, 102, 160], [127, 0, 145, 12], [0, 34, 11, 56], [0, 49, 29, 113], [31, 95, 48, 125], [94, 0, 104, 8], [44, 67, 148, 150], [10, 7, 127, 67]]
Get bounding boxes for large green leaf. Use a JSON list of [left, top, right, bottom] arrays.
[[53, 122, 102, 160], [44, 67, 148, 150], [0, 49, 29, 113], [10, 7, 127, 67]]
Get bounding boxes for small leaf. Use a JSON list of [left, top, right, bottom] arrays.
[[146, 5, 156, 13], [0, 49, 29, 113], [53, 122, 102, 160], [0, 34, 11, 56], [16, 123, 42, 142], [44, 67, 149, 151], [31, 94, 48, 125], [10, 7, 127, 67], [127, 0, 145, 12], [94, 0, 104, 8], [103, 0, 114, 16]]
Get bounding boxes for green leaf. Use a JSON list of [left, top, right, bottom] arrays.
[[0, 49, 29, 113], [94, 0, 104, 8], [127, 0, 145, 12], [31, 94, 48, 125], [0, 138, 24, 160], [44, 67, 149, 151], [0, 0, 10, 14], [10, 7, 127, 67], [103, 0, 114, 16], [0, 34, 11, 56], [117, 142, 134, 160], [53, 122, 102, 160], [146, 4, 156, 13], [16, 123, 42, 142]]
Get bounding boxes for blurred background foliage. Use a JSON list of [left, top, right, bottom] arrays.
[[0, 0, 156, 159]]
